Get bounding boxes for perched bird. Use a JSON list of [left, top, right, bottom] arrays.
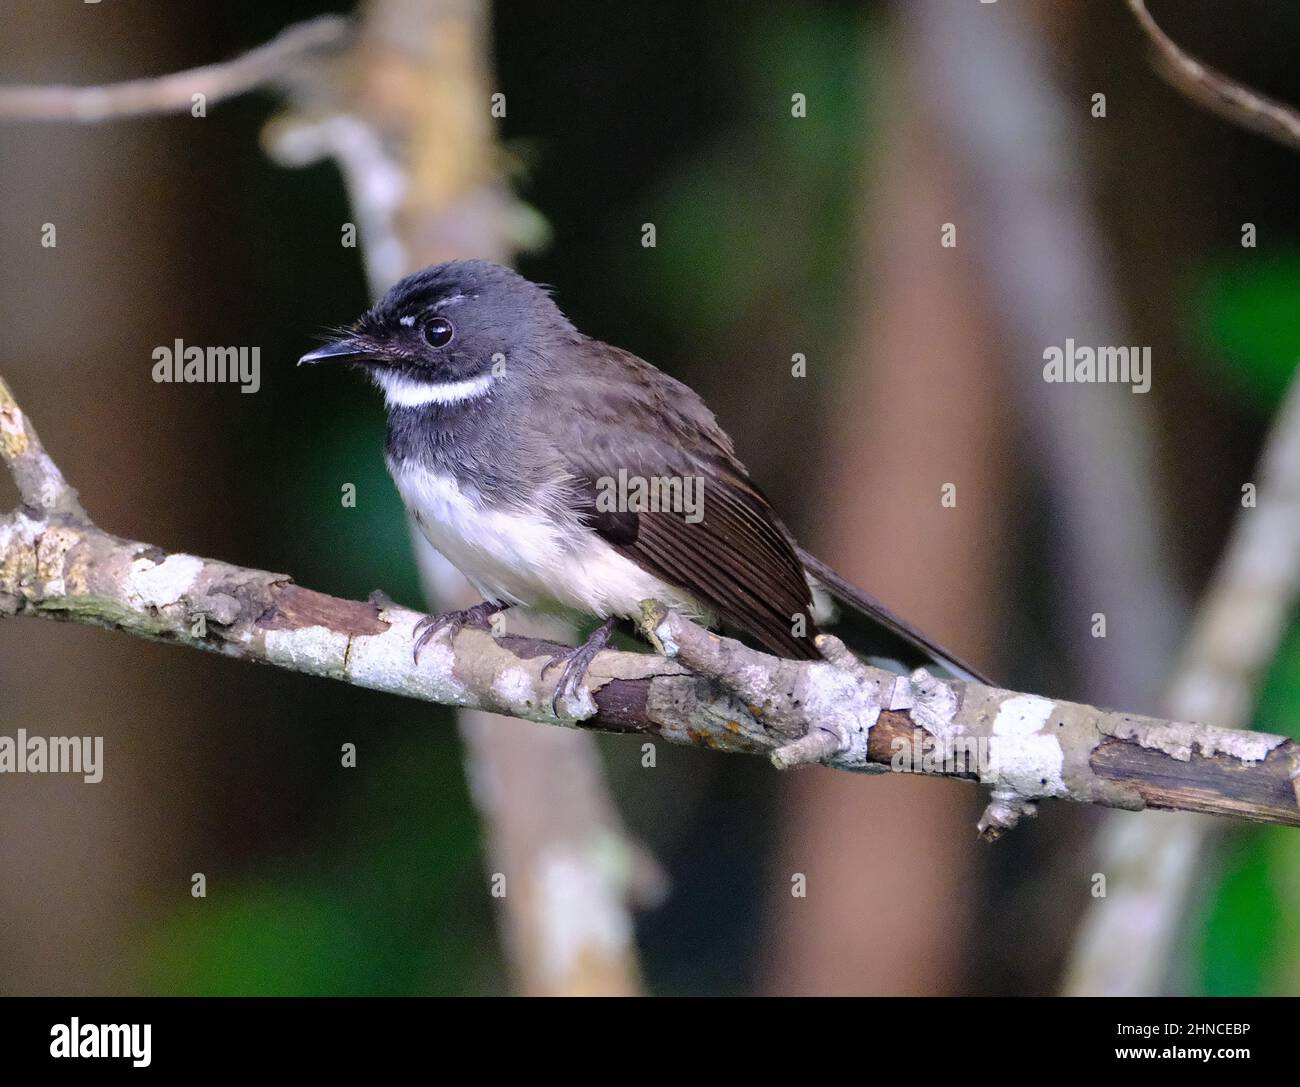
[[300, 260, 989, 711]]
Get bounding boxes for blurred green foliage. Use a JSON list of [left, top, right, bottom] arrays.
[[1198, 619, 1300, 995], [143, 728, 498, 995], [632, 6, 872, 340], [1194, 246, 1300, 994], [1196, 252, 1300, 407]]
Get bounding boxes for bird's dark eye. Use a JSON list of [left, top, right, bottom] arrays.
[[424, 317, 454, 348]]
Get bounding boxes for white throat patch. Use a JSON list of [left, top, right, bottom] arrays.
[[375, 370, 494, 409]]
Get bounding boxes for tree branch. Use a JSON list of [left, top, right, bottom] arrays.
[[0, 16, 352, 122], [1126, 0, 1300, 150], [0, 377, 85, 520], [3, 376, 1297, 835]]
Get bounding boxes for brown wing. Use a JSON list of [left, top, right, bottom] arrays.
[[552, 340, 820, 660]]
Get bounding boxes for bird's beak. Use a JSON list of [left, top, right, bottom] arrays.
[[298, 336, 372, 366]]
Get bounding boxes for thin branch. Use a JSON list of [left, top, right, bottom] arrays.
[[0, 16, 352, 122], [2, 377, 1297, 834], [0, 376, 85, 519], [1126, 0, 1300, 150]]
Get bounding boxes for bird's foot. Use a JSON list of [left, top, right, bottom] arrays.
[[413, 601, 509, 663], [541, 616, 618, 716]]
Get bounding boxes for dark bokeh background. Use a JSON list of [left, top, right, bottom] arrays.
[[1, 0, 1297, 995]]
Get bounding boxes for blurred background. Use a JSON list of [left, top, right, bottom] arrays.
[[0, 0, 1297, 996]]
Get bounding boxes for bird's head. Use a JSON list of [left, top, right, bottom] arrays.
[[299, 260, 572, 408]]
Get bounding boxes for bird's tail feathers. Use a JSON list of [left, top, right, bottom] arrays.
[[799, 548, 993, 686]]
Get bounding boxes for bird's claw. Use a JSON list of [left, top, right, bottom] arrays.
[[412, 601, 508, 664], [541, 617, 617, 716]]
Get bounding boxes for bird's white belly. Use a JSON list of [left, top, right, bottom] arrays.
[[389, 461, 702, 620]]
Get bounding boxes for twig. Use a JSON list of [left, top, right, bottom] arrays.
[[0, 376, 86, 519], [1125, 0, 1300, 150], [2, 376, 1297, 832], [0, 16, 352, 122]]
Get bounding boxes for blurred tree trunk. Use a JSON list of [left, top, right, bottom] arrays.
[[761, 30, 1009, 996]]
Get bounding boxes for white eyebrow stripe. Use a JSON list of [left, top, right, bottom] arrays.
[[398, 294, 466, 329], [374, 370, 495, 408]]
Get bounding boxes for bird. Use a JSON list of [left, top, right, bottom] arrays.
[[299, 260, 990, 712]]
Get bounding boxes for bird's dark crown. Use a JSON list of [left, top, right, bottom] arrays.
[[301, 260, 574, 388], [362, 260, 561, 333]]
